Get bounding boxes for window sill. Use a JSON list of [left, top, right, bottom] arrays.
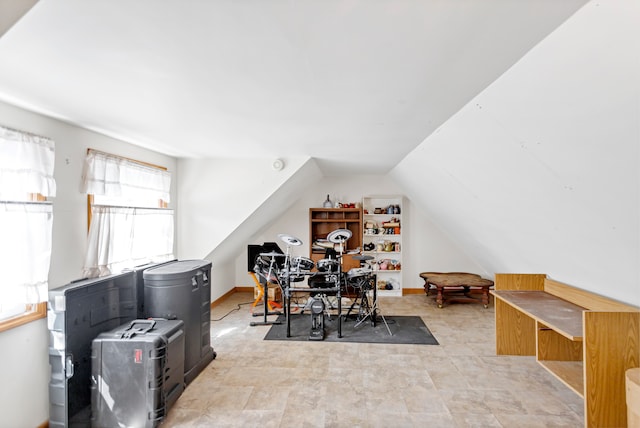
[[0, 302, 47, 333]]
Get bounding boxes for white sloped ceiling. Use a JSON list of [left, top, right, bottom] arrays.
[[391, 1, 639, 305]]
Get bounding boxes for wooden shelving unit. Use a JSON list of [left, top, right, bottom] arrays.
[[362, 196, 403, 296], [308, 208, 362, 271]]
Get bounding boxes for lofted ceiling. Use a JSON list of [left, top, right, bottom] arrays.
[[0, 0, 586, 175]]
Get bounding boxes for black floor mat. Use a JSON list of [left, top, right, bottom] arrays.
[[263, 314, 439, 345]]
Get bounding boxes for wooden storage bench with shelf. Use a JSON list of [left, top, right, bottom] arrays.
[[491, 273, 639, 428]]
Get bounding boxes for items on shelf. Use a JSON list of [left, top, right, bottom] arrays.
[[312, 239, 360, 254], [374, 259, 401, 271], [320, 194, 360, 209], [364, 204, 400, 215], [363, 218, 400, 235], [312, 239, 334, 251], [363, 241, 400, 253], [377, 277, 399, 290], [336, 202, 358, 208]]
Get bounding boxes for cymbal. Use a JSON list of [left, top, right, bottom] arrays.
[[278, 233, 303, 246], [352, 254, 374, 261], [259, 251, 286, 257], [327, 228, 352, 243]]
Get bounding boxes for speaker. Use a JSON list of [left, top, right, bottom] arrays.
[[247, 244, 263, 273], [247, 242, 285, 272]]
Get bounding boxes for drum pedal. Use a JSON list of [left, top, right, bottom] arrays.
[[309, 327, 324, 341], [309, 298, 325, 340]]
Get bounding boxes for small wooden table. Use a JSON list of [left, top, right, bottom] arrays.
[[420, 272, 494, 308]]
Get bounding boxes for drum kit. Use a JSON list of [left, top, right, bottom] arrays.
[[251, 228, 390, 339]]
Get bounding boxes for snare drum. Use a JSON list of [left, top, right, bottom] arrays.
[[317, 258, 339, 273], [291, 256, 314, 272], [346, 268, 373, 291]]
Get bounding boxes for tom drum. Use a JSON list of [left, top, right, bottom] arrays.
[[316, 258, 339, 273], [291, 256, 314, 272]]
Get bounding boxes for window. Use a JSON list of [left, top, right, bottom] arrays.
[[82, 149, 174, 277], [0, 125, 55, 327]]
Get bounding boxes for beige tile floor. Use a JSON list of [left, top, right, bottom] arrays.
[[163, 292, 584, 428]]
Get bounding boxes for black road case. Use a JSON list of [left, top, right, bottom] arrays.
[[90, 319, 185, 428], [144, 259, 215, 384], [48, 272, 138, 427], [130, 260, 177, 318]]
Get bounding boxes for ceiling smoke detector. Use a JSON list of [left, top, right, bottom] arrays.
[[272, 158, 284, 171]]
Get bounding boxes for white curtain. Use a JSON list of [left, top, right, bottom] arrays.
[[0, 125, 55, 318], [83, 206, 174, 278], [0, 203, 53, 316], [82, 149, 170, 202], [0, 126, 56, 199]]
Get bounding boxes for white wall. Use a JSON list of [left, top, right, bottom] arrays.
[[392, 1, 640, 306], [234, 175, 484, 289], [176, 157, 324, 301], [176, 157, 313, 259], [0, 100, 177, 427]]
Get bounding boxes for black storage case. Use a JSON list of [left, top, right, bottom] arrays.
[[143, 260, 216, 384], [90, 319, 185, 427]]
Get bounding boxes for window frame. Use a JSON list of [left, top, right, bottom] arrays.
[[0, 302, 47, 333]]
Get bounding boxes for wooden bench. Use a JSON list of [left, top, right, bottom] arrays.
[[491, 273, 640, 428], [420, 272, 494, 308]]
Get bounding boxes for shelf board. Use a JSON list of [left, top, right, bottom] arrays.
[[312, 207, 361, 210], [311, 219, 361, 222], [538, 360, 584, 397], [376, 289, 402, 297], [364, 213, 400, 216], [491, 291, 584, 340]]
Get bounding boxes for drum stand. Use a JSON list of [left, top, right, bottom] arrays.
[[295, 228, 350, 340], [249, 272, 282, 314], [344, 274, 375, 324], [353, 274, 392, 335], [283, 229, 349, 340]]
